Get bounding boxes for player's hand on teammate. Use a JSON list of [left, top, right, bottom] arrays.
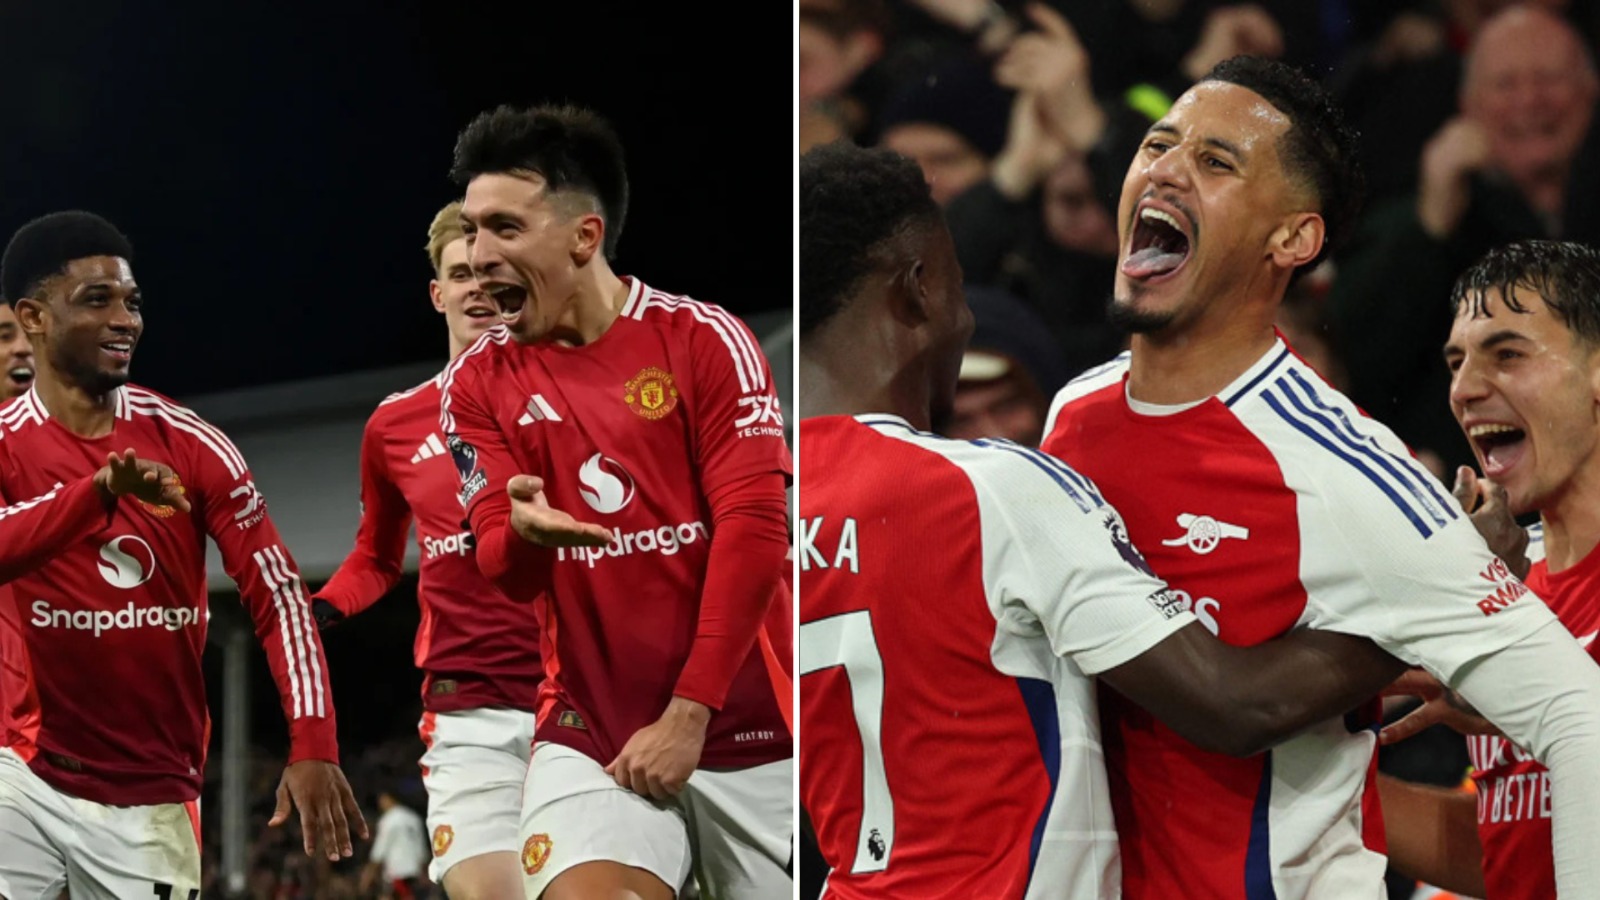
[[1453, 466, 1531, 580], [94, 447, 191, 513], [1379, 667, 1502, 745], [268, 759, 370, 861], [507, 474, 613, 548], [605, 696, 710, 800]]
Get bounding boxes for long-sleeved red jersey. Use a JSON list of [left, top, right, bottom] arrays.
[[439, 277, 792, 769], [0, 385, 337, 805], [316, 374, 541, 713]]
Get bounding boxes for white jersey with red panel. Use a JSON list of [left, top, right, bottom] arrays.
[[1041, 340, 1558, 900], [799, 414, 1195, 900]]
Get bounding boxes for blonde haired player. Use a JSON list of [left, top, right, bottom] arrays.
[[311, 200, 539, 900]]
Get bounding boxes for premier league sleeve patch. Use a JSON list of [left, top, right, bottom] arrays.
[[447, 434, 488, 506]]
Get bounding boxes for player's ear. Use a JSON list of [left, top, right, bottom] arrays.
[[1268, 212, 1325, 271], [12, 297, 47, 337], [570, 213, 606, 267], [888, 258, 933, 327], [428, 280, 447, 315]]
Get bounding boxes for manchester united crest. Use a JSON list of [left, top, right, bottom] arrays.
[[432, 824, 454, 857], [522, 833, 553, 875], [624, 366, 678, 420], [138, 473, 185, 518]]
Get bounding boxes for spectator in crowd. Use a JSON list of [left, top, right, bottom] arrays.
[[1329, 4, 1600, 475], [878, 54, 1013, 204], [943, 284, 1070, 445], [799, 0, 893, 151]]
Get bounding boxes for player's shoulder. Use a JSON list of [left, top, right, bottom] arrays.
[[1228, 350, 1461, 538], [440, 326, 515, 393], [859, 416, 1107, 515], [377, 372, 441, 409], [0, 388, 47, 441], [121, 384, 251, 479], [626, 278, 759, 346], [1045, 352, 1129, 431]]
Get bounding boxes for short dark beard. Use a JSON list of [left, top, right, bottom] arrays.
[[53, 347, 128, 397], [1106, 293, 1177, 334]]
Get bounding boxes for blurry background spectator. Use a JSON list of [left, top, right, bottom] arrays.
[[942, 285, 1071, 446]]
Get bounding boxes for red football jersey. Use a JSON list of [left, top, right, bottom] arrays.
[[1469, 545, 1600, 900], [440, 277, 791, 768], [317, 374, 541, 713], [0, 385, 337, 805]]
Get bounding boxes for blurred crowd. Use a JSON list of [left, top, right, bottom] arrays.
[[801, 0, 1600, 896], [801, 0, 1600, 479], [197, 736, 433, 900]]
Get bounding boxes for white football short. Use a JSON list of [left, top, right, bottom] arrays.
[[0, 747, 200, 900], [519, 741, 793, 899], [418, 706, 537, 883]]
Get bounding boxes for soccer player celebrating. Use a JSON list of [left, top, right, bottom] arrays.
[[439, 106, 792, 899], [311, 200, 539, 900], [1039, 57, 1600, 898], [798, 139, 1445, 898], [0, 211, 364, 898], [0, 302, 35, 400], [1380, 240, 1600, 899]]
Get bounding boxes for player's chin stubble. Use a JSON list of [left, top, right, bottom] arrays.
[[1105, 292, 1177, 334]]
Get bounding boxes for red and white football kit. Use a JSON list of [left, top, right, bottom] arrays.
[[799, 414, 1195, 899], [1467, 543, 1600, 900], [0, 384, 336, 900], [1041, 340, 1600, 899], [440, 277, 792, 896], [317, 373, 541, 881]]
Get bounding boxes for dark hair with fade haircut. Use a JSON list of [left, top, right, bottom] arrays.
[[2, 211, 135, 303], [1202, 56, 1365, 282], [800, 141, 942, 335], [450, 103, 630, 260], [1451, 240, 1600, 344]]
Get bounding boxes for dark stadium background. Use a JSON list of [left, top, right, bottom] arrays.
[[0, 1, 792, 895]]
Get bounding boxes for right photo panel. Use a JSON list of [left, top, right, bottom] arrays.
[[798, 2, 1600, 898]]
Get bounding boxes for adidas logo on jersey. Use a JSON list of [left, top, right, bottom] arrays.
[[518, 394, 563, 426], [412, 433, 447, 464]]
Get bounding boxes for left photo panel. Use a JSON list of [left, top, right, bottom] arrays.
[[0, 2, 797, 898]]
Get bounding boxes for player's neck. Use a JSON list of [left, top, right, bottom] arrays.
[[1126, 312, 1278, 406], [1538, 476, 1600, 574], [799, 346, 931, 431], [546, 266, 628, 347], [34, 369, 117, 438]]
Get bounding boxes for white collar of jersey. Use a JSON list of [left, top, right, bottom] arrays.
[[1123, 337, 1287, 417], [25, 384, 131, 421]]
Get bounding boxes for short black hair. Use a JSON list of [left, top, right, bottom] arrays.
[[800, 141, 941, 335], [1452, 240, 1600, 344], [1202, 56, 1365, 280], [2, 211, 134, 303], [450, 104, 630, 260]]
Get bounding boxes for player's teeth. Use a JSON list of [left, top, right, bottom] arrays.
[[1140, 208, 1182, 231], [1469, 424, 1519, 438]]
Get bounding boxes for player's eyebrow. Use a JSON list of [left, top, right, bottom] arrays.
[[1143, 123, 1246, 162], [1443, 329, 1530, 362]]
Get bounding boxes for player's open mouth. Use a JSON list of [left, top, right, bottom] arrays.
[[7, 365, 31, 388], [1122, 204, 1192, 282], [1469, 422, 1527, 478], [101, 341, 133, 363], [486, 284, 527, 322], [463, 302, 498, 321]]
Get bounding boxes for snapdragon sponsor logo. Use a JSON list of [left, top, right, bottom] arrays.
[[31, 600, 204, 637], [424, 531, 474, 559], [557, 521, 709, 568]]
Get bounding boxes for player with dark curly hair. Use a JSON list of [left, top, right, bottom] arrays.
[[439, 104, 792, 900], [0, 211, 366, 898]]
